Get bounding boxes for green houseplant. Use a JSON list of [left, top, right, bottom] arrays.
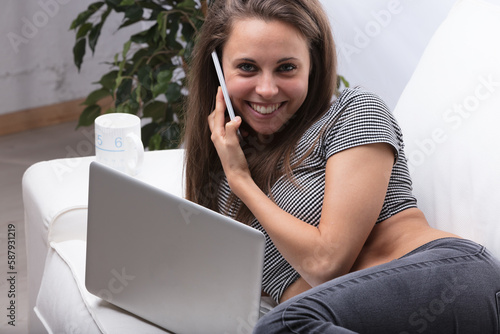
[[71, 0, 206, 150], [71, 0, 348, 150]]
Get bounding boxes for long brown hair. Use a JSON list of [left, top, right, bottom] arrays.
[[183, 0, 338, 224]]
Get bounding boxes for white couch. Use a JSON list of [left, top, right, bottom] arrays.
[[393, 0, 500, 257], [23, 150, 186, 333], [22, 0, 500, 332]]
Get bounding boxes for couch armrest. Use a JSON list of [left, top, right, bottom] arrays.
[[23, 155, 94, 333], [22, 149, 185, 333]]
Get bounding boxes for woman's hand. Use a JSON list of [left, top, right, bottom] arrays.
[[208, 87, 251, 193]]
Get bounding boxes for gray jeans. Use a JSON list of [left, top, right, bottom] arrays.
[[253, 238, 500, 333]]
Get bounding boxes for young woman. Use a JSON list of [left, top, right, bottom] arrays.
[[183, 0, 500, 332]]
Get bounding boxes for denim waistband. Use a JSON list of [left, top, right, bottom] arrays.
[[399, 237, 484, 259]]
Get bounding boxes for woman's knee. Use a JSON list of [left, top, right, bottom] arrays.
[[253, 295, 343, 334], [253, 308, 288, 334]]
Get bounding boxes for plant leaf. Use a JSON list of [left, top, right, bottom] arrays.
[[143, 101, 166, 121], [96, 70, 119, 91], [130, 24, 156, 44], [152, 69, 173, 98], [128, 98, 141, 114], [141, 122, 158, 150], [166, 16, 181, 48], [115, 78, 133, 106], [165, 82, 182, 102], [77, 105, 101, 128], [136, 1, 165, 12], [177, 0, 197, 10], [88, 23, 103, 54], [88, 7, 111, 53], [73, 38, 86, 71], [124, 5, 143, 21], [82, 88, 111, 106], [122, 40, 132, 59], [116, 102, 131, 114], [147, 132, 162, 151], [137, 65, 153, 89], [337, 75, 350, 90], [103, 106, 116, 114], [157, 11, 168, 41], [131, 48, 150, 63], [70, 10, 93, 30], [181, 18, 196, 42], [119, 17, 142, 29], [88, 1, 105, 11], [76, 22, 93, 39], [105, 0, 122, 9], [69, 2, 105, 30], [115, 99, 139, 115]]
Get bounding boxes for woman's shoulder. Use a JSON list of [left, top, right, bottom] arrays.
[[316, 86, 403, 153], [299, 87, 397, 144], [294, 87, 401, 164], [315, 87, 393, 131], [331, 87, 390, 114]]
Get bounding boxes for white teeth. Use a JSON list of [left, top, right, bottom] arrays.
[[250, 103, 282, 114]]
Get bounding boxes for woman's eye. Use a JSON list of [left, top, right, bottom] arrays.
[[238, 63, 256, 72], [278, 63, 297, 72]]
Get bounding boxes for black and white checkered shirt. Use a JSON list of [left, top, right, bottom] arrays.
[[218, 87, 418, 303]]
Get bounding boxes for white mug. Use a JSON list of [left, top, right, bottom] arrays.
[[94, 113, 144, 175]]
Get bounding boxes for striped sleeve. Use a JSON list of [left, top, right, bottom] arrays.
[[324, 90, 401, 162]]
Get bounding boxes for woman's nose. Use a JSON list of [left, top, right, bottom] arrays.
[[255, 73, 278, 99]]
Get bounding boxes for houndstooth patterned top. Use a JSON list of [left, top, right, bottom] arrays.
[[217, 87, 418, 303]]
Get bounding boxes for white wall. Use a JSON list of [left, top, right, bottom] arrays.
[[0, 0, 140, 116], [0, 0, 457, 117], [323, 0, 456, 110]]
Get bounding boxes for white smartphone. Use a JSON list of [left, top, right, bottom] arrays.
[[211, 51, 237, 121]]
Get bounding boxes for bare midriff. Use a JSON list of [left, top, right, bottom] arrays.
[[278, 208, 460, 303]]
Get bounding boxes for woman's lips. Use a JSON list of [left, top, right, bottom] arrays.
[[248, 102, 283, 115]]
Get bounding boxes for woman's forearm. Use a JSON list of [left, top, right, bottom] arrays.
[[229, 174, 348, 287]]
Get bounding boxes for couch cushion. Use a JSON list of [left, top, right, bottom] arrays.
[[36, 240, 173, 333], [393, 0, 500, 258], [36, 240, 277, 333]]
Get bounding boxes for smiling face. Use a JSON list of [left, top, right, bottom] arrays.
[[222, 18, 311, 136]]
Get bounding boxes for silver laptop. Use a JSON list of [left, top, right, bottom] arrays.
[[85, 161, 265, 334]]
